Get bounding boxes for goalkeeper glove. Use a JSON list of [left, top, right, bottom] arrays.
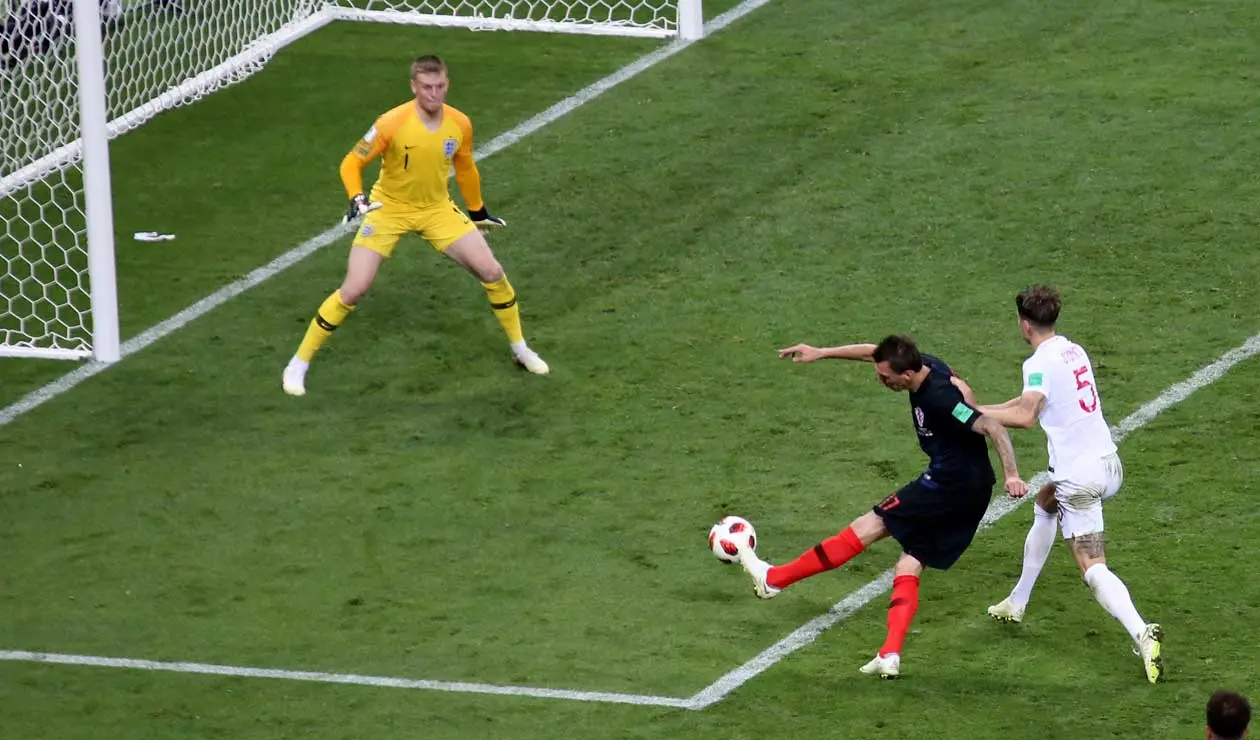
[[468, 206, 507, 230], [343, 194, 378, 223]]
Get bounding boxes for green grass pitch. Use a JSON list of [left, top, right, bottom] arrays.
[[2, 1, 1259, 738]]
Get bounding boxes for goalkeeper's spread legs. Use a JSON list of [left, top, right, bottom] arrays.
[[284, 233, 550, 395]]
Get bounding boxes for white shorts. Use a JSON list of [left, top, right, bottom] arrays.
[[1053, 453, 1124, 540]]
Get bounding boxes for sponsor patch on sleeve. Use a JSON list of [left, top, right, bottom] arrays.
[[951, 402, 976, 423]]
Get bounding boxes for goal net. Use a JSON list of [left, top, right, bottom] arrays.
[[1, 0, 700, 362], [328, 0, 690, 37]]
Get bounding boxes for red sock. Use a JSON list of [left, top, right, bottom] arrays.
[[766, 526, 865, 590], [879, 574, 920, 657]]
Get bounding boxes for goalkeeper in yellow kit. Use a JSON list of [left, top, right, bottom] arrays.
[[282, 54, 549, 396]]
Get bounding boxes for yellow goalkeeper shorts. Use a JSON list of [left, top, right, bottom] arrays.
[[352, 200, 477, 257]]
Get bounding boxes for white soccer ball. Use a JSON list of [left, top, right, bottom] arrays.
[[709, 515, 757, 564]]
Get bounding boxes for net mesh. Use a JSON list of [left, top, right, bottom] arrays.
[[1, 0, 679, 358], [1, 0, 316, 356]]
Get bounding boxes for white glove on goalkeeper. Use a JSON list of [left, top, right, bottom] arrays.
[[343, 194, 381, 223], [468, 206, 507, 230]]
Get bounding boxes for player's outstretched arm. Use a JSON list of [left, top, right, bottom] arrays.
[[972, 415, 1029, 497], [977, 395, 1023, 415], [977, 392, 1044, 429], [977, 395, 1019, 412], [778, 343, 877, 363]]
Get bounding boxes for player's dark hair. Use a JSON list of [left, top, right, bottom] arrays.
[[1207, 690, 1251, 740], [411, 55, 447, 77], [872, 335, 922, 374], [1015, 285, 1061, 329]]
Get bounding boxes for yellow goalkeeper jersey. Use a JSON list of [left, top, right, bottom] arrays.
[[339, 101, 485, 211]]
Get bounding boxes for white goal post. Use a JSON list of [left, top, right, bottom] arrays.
[[0, 0, 702, 362]]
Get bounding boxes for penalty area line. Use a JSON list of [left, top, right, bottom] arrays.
[[0, 0, 783, 712], [0, 650, 693, 708]]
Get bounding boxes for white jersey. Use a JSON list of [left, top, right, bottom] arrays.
[[1021, 334, 1117, 477]]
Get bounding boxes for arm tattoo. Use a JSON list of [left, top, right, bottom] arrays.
[[979, 417, 1020, 478], [1072, 532, 1106, 559]]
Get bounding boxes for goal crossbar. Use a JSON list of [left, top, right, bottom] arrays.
[[330, 7, 677, 38]]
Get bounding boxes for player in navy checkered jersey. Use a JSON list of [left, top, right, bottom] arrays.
[[734, 335, 1027, 679]]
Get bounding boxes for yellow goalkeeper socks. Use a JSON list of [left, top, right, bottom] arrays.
[[296, 290, 355, 362], [482, 275, 524, 345]]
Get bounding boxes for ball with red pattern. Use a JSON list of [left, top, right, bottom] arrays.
[[708, 515, 757, 564]]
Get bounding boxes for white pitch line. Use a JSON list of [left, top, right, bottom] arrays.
[[0, 650, 693, 708], [7, 332, 1250, 709], [5, 0, 1248, 712], [685, 331, 1260, 710], [0, 0, 780, 711], [0, 0, 776, 430]]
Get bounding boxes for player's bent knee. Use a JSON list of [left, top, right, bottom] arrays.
[[341, 246, 384, 304], [444, 231, 503, 282], [477, 261, 505, 284], [894, 553, 924, 577], [1069, 532, 1107, 574], [338, 279, 370, 305], [1076, 554, 1107, 576], [850, 510, 888, 545]]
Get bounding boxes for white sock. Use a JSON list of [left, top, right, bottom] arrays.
[[510, 340, 528, 355], [285, 357, 309, 375], [1008, 503, 1057, 608], [1083, 563, 1146, 640]]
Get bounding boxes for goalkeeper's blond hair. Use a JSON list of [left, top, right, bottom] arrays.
[[411, 55, 447, 78]]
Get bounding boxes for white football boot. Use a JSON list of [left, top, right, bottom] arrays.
[[736, 545, 780, 600], [987, 596, 1026, 623], [859, 653, 901, 679], [282, 358, 308, 396], [514, 347, 550, 375]]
